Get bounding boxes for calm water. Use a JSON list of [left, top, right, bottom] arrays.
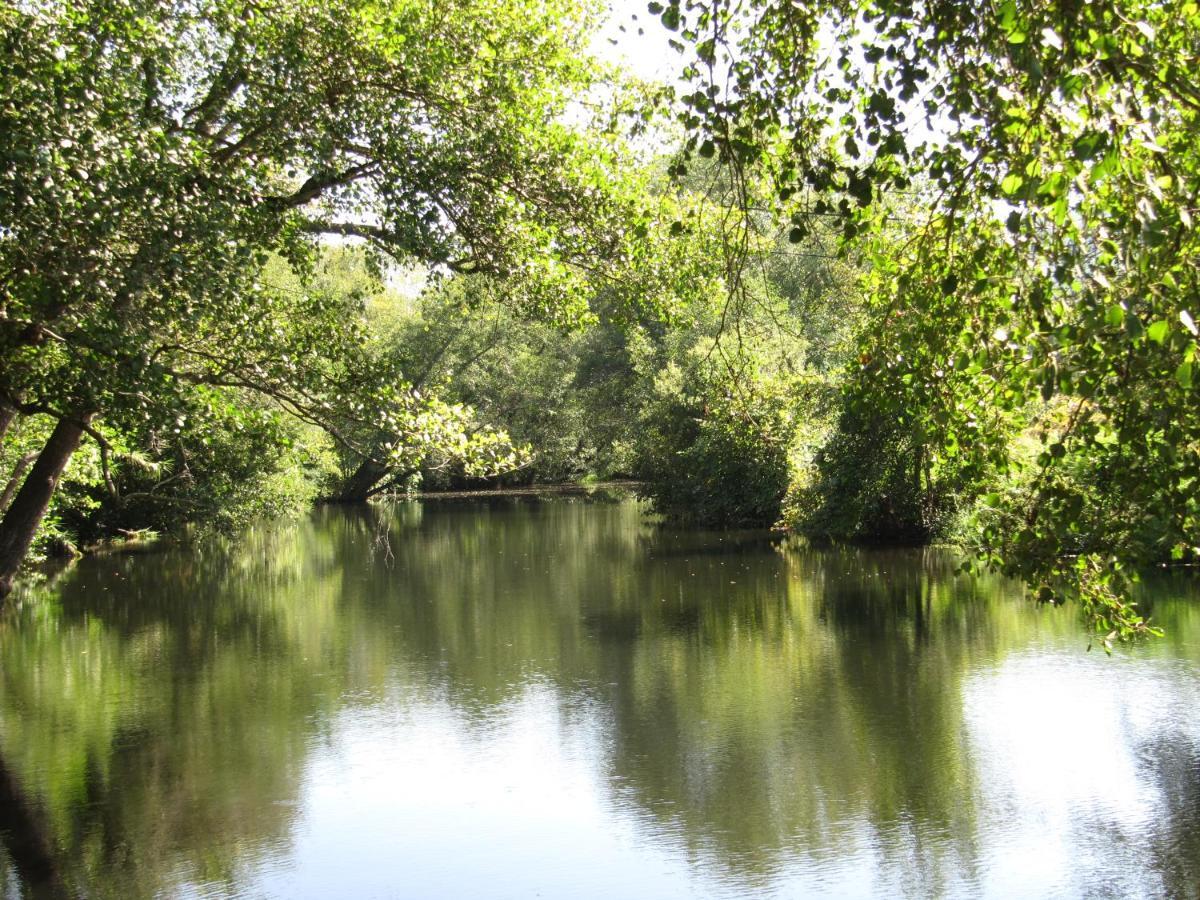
[[1, 497, 1199, 899]]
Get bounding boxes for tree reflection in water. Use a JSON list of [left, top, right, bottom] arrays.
[[1, 498, 1198, 897]]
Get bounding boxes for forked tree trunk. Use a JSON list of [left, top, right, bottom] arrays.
[[0, 414, 92, 600]]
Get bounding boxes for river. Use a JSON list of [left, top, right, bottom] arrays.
[[1, 496, 1198, 898]]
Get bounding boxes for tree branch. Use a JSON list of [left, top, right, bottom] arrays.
[[268, 162, 378, 210]]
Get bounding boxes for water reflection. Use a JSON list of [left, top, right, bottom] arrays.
[[1, 498, 1198, 898]]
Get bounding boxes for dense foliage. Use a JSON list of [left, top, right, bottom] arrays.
[[641, 0, 1200, 642]]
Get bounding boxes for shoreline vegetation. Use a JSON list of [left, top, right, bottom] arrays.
[[401, 481, 644, 502]]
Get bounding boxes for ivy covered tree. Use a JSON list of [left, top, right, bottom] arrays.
[[652, 0, 1200, 641], [0, 0, 650, 596]]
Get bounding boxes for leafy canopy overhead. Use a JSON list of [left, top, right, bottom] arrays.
[[0, 0, 664, 483]]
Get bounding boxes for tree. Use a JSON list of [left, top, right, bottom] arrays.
[[653, 0, 1200, 640], [622, 158, 865, 527], [0, 0, 644, 596], [361, 274, 634, 491]]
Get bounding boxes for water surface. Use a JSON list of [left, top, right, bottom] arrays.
[[1, 498, 1198, 898]]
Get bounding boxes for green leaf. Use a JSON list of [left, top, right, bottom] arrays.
[[1040, 363, 1056, 401], [1124, 314, 1144, 341], [1072, 132, 1106, 161], [997, 1, 1017, 30], [1177, 360, 1194, 389], [847, 171, 872, 206], [1147, 320, 1170, 343]]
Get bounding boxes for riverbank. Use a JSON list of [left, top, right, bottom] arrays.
[[405, 480, 642, 501]]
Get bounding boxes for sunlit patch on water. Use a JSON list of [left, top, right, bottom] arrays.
[[962, 654, 1200, 899]]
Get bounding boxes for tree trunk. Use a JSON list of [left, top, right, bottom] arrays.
[[332, 458, 389, 503], [0, 451, 39, 516], [0, 414, 92, 600]]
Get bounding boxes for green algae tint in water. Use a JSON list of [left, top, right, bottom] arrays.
[[1, 498, 1199, 899]]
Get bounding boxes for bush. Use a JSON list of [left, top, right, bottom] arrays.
[[634, 364, 793, 527]]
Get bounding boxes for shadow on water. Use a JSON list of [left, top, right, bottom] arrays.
[[0, 498, 1198, 897]]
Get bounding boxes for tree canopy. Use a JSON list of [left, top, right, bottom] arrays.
[[648, 0, 1200, 643]]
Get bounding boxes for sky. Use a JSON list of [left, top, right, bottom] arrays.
[[593, 1, 950, 154], [594, 0, 681, 84]]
